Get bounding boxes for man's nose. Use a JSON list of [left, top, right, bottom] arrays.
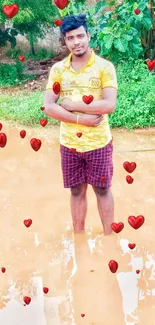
[[74, 38, 80, 46]]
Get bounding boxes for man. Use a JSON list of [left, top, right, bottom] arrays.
[[44, 13, 118, 235]]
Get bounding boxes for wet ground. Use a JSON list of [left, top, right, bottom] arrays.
[[0, 123, 155, 325]]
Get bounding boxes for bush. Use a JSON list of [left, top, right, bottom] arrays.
[[5, 47, 56, 60], [0, 61, 35, 86]]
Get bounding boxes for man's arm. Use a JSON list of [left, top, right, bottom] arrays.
[[43, 89, 78, 123], [61, 87, 117, 115]]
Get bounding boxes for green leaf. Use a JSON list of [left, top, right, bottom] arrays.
[[102, 27, 111, 35], [95, 1, 107, 15], [126, 34, 133, 41], [127, 27, 138, 37], [114, 38, 128, 53], [103, 34, 113, 50], [142, 16, 153, 30], [132, 43, 143, 56]]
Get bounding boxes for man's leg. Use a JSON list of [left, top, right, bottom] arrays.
[[92, 186, 114, 235], [70, 183, 88, 232]]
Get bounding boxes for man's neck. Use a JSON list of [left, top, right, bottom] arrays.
[[71, 48, 92, 64]]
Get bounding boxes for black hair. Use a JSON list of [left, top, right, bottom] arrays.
[[60, 13, 88, 36]]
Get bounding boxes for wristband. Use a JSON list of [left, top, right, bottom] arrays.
[[76, 115, 79, 124]]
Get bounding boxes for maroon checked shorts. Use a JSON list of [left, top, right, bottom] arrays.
[[59, 140, 113, 189]]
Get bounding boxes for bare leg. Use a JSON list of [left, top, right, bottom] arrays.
[[93, 187, 114, 235], [70, 193, 87, 232]]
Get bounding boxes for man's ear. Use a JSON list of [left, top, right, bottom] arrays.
[[87, 32, 91, 41]]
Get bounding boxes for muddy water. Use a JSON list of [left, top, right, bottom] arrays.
[[0, 123, 155, 325]]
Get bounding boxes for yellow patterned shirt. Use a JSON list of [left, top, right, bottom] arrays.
[[46, 49, 118, 152]]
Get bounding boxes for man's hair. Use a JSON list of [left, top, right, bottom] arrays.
[[60, 13, 88, 36]]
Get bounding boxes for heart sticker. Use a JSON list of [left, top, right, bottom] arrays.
[[1, 267, 6, 273], [30, 138, 42, 151], [101, 176, 106, 182], [20, 130, 26, 138], [81, 314, 85, 317], [126, 175, 134, 184], [2, 4, 19, 18], [40, 119, 48, 127], [82, 95, 94, 105], [18, 56, 25, 62], [128, 243, 136, 249], [54, 0, 69, 10], [43, 287, 49, 294], [70, 148, 77, 153], [0, 123, 2, 131], [136, 270, 140, 274], [40, 106, 45, 111], [0, 133, 7, 148], [54, 19, 63, 26], [76, 132, 82, 138], [111, 222, 124, 233], [108, 260, 118, 273], [128, 215, 145, 229], [123, 161, 136, 173], [24, 219, 32, 228], [53, 82, 60, 94], [23, 296, 31, 305]]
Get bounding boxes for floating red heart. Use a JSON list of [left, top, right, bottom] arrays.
[[128, 215, 145, 229], [128, 243, 136, 250], [136, 270, 140, 274], [23, 296, 31, 305], [81, 314, 85, 317], [53, 82, 60, 94], [2, 4, 19, 18], [1, 267, 6, 273], [134, 8, 141, 15], [126, 175, 134, 184], [82, 95, 94, 105], [20, 130, 26, 138], [40, 106, 45, 111], [123, 161, 136, 173], [111, 222, 124, 233], [54, 0, 69, 10], [0, 123, 2, 131], [40, 119, 48, 127], [24, 219, 32, 228], [43, 287, 49, 294], [54, 19, 63, 26], [70, 148, 77, 153], [0, 133, 7, 148], [101, 176, 106, 182], [18, 56, 25, 62], [108, 260, 118, 273], [76, 132, 82, 138], [146, 60, 155, 71], [30, 138, 42, 151]]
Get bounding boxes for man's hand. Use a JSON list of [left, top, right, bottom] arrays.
[[60, 98, 74, 111]]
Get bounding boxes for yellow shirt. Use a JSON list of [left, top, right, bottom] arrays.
[[46, 49, 118, 152]]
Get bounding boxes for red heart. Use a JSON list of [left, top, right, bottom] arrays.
[[23, 296, 31, 305], [111, 222, 124, 233], [40, 119, 48, 127], [0, 123, 2, 131], [128, 215, 145, 229], [136, 270, 140, 274], [70, 148, 77, 153], [123, 161, 136, 173], [18, 56, 25, 62], [126, 175, 134, 184], [24, 219, 32, 228], [2, 4, 19, 18], [134, 8, 141, 15], [54, 19, 63, 26], [76, 132, 82, 138], [0, 133, 7, 148], [128, 243, 136, 249], [81, 314, 85, 317], [108, 260, 118, 273], [30, 138, 42, 152], [20, 130, 26, 138], [54, 0, 69, 9], [53, 82, 60, 94], [1, 267, 6, 273], [40, 106, 45, 111], [101, 176, 106, 182], [43, 287, 49, 294], [82, 95, 94, 105], [146, 60, 155, 71]]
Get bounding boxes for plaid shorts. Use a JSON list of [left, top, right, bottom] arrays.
[[59, 140, 113, 189]]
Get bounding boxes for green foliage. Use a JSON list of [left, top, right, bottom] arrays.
[[5, 47, 56, 60], [0, 27, 18, 47], [0, 61, 35, 86]]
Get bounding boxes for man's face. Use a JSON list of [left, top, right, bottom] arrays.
[[64, 26, 90, 57]]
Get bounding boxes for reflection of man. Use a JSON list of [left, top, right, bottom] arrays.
[[44, 14, 118, 235]]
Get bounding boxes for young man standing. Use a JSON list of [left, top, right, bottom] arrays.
[[44, 14, 118, 235]]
